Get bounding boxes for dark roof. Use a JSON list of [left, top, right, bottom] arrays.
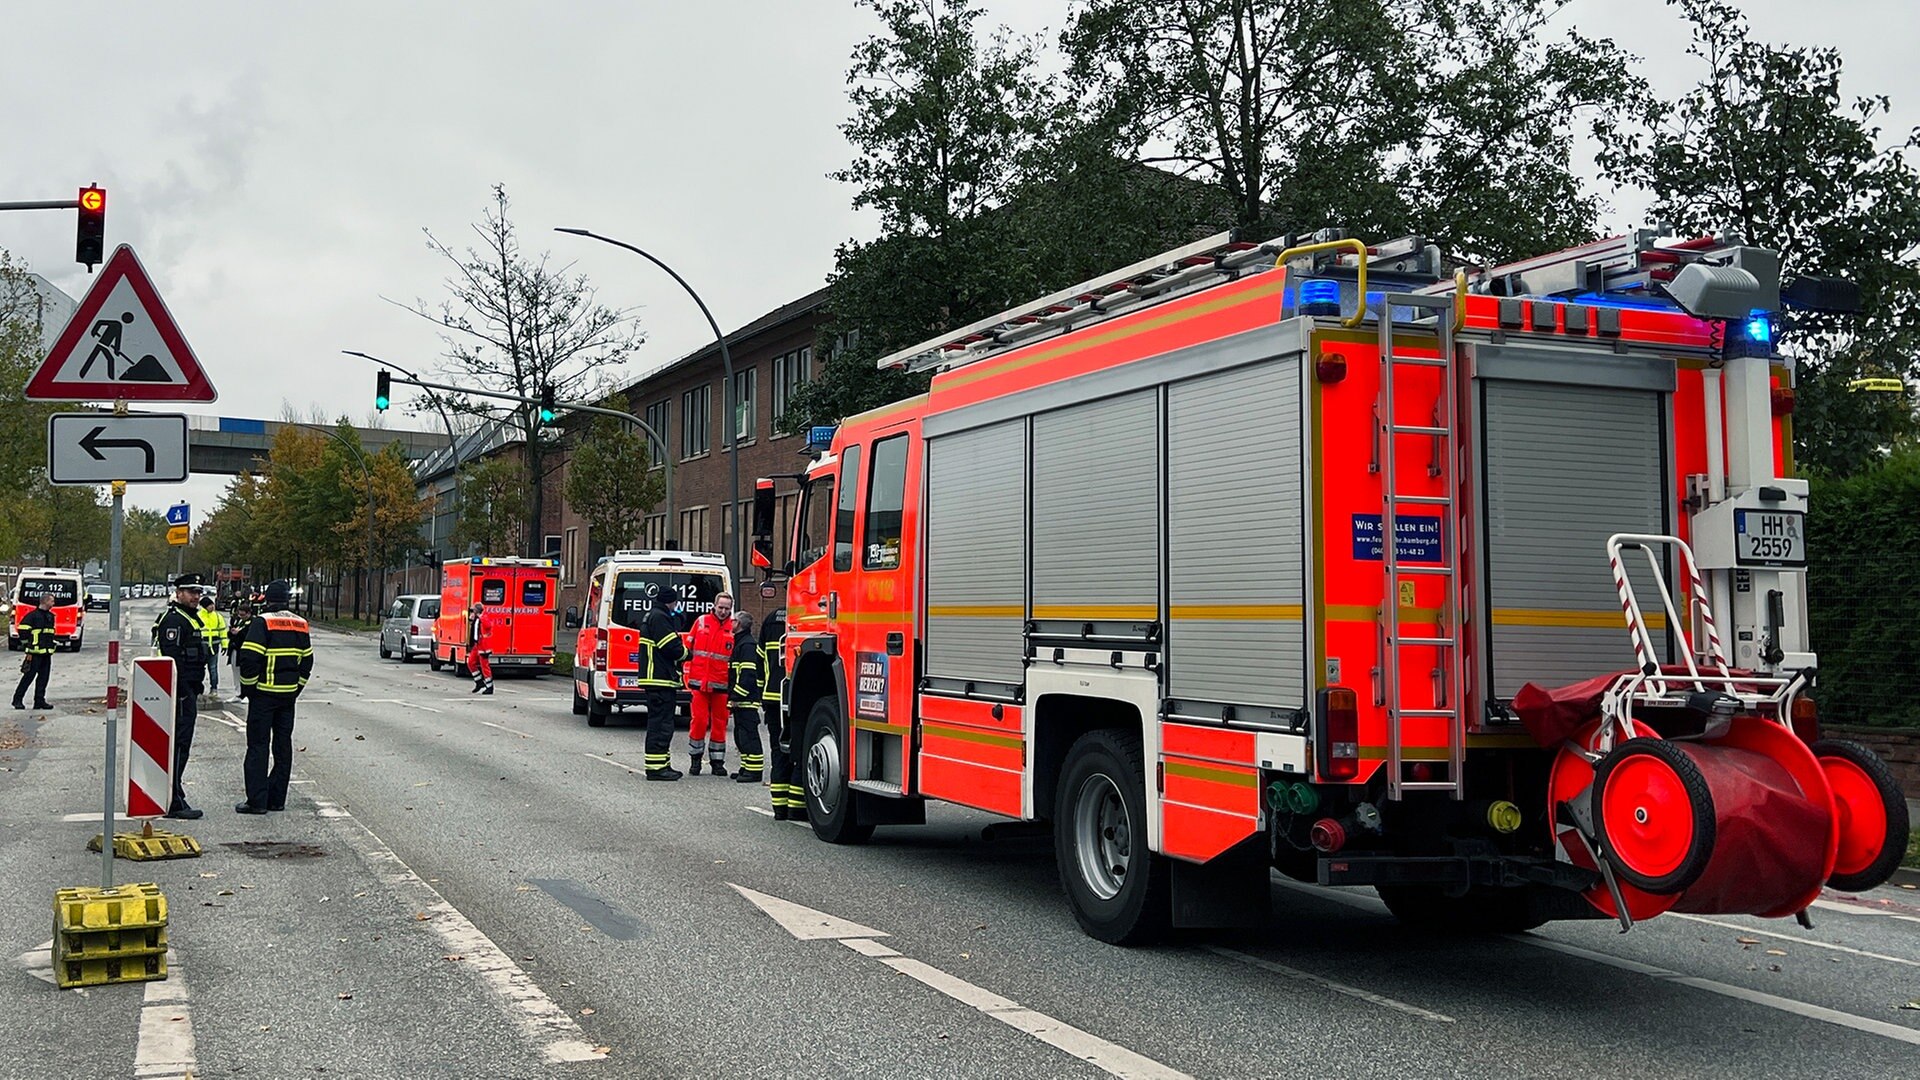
[[619, 283, 833, 393]]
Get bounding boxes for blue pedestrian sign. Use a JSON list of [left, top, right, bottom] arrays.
[[166, 503, 190, 527]]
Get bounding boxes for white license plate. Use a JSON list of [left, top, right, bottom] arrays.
[[616, 676, 641, 689], [1735, 509, 1805, 567]]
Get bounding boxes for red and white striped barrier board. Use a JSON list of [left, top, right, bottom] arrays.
[[127, 657, 176, 818]]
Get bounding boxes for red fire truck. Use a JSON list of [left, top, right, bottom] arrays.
[[431, 557, 560, 676], [569, 549, 732, 727], [756, 230, 1910, 944], [7, 567, 86, 652]]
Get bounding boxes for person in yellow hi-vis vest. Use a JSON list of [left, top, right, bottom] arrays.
[[197, 595, 228, 697]]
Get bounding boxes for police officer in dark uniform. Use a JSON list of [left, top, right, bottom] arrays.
[[234, 580, 313, 814], [639, 585, 686, 781], [11, 592, 56, 710], [152, 573, 210, 819]]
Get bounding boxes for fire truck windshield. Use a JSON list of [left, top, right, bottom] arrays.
[[19, 577, 78, 607], [610, 571, 727, 632]]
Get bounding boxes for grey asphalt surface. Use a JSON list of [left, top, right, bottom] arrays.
[[3, 602, 1917, 1079]]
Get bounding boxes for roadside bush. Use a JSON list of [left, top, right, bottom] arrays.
[[1805, 447, 1920, 728]]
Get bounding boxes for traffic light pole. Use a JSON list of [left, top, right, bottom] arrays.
[[0, 199, 81, 210], [369, 370, 679, 548]]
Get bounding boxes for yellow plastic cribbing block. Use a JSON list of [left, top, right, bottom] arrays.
[[56, 951, 166, 989], [57, 924, 168, 961], [54, 883, 167, 933], [87, 830, 204, 860]]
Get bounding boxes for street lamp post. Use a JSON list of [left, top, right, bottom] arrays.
[[555, 228, 741, 579]]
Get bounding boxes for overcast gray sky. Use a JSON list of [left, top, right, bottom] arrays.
[[3, 0, 1912, 516]]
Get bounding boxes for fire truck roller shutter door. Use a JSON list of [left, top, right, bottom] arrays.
[[924, 419, 1027, 686], [1166, 356, 1307, 708], [1482, 378, 1669, 696], [1031, 391, 1160, 637]]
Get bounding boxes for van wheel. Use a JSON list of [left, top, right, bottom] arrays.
[[379, 642, 392, 659], [802, 697, 871, 845], [1054, 729, 1170, 945], [586, 698, 609, 728]]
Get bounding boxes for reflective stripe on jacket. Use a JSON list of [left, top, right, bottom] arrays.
[[729, 627, 763, 705], [758, 612, 784, 703], [637, 606, 685, 688], [237, 611, 314, 696], [685, 613, 731, 691], [199, 609, 228, 650], [19, 609, 56, 655]]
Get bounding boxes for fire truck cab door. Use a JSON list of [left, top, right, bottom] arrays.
[[838, 432, 918, 789]]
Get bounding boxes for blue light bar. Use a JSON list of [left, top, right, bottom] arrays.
[[1298, 279, 1342, 316], [806, 425, 837, 450], [1744, 312, 1773, 344]]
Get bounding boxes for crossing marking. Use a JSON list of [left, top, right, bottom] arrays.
[[134, 949, 195, 1079]]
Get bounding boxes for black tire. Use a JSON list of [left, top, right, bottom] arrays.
[[455, 656, 470, 679], [1053, 729, 1170, 945], [586, 699, 608, 728], [802, 696, 872, 845], [1377, 885, 1549, 934], [1812, 739, 1910, 893], [379, 642, 392, 659], [572, 684, 589, 716], [1590, 738, 1716, 895], [429, 649, 443, 672]]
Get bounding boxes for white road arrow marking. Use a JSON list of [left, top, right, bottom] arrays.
[[731, 884, 1192, 1080], [14, 939, 55, 986]]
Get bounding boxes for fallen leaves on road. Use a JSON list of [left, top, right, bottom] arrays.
[[354, 734, 365, 741], [198, 872, 218, 878], [336, 992, 353, 1001], [216, 889, 234, 897], [443, 954, 465, 962], [1764, 949, 1786, 956], [1736, 937, 1760, 946], [593, 1046, 611, 1055], [414, 912, 431, 921], [579, 1007, 595, 1016], [1895, 1000, 1920, 1011]]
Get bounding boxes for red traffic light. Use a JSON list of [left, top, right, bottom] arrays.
[[79, 186, 106, 213]]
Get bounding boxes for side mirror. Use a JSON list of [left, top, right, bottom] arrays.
[[751, 479, 779, 577], [563, 605, 581, 630]]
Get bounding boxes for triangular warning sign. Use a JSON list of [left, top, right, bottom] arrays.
[[26, 245, 217, 403]]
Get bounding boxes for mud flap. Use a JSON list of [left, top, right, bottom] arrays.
[[1171, 838, 1269, 930]]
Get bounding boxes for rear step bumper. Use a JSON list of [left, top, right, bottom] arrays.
[[1319, 853, 1598, 894]]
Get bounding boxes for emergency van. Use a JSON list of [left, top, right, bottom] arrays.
[[569, 550, 731, 727], [7, 567, 85, 652], [758, 229, 1909, 944], [431, 557, 560, 676]]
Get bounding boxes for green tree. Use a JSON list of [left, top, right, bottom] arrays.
[[451, 453, 528, 556], [14, 480, 108, 568], [563, 395, 664, 551], [123, 508, 175, 583], [402, 185, 644, 555], [1595, 0, 1920, 476]]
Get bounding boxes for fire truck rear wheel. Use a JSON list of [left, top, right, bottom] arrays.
[[1054, 730, 1170, 945], [803, 697, 872, 845], [1376, 885, 1548, 934]]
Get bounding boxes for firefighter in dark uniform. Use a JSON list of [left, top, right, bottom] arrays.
[[226, 602, 254, 697], [760, 608, 806, 820], [11, 592, 56, 711], [234, 580, 313, 814], [729, 611, 765, 783], [639, 585, 686, 781], [152, 573, 210, 819]]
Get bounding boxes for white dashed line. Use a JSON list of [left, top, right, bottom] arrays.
[[365, 699, 444, 713], [584, 753, 643, 775], [481, 721, 535, 738], [1666, 912, 1920, 968], [134, 948, 195, 1079]]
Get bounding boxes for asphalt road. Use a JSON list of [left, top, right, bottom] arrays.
[[3, 601, 1917, 1079]]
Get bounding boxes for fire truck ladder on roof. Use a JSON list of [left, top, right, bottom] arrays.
[[1377, 293, 1464, 801], [873, 231, 1282, 373]]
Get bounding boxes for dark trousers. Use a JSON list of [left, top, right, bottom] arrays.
[[171, 688, 199, 810], [768, 698, 805, 810], [732, 705, 764, 769], [243, 693, 298, 810], [643, 686, 677, 773], [12, 653, 50, 706]]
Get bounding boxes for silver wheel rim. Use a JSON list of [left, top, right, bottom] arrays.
[[806, 725, 842, 816], [1073, 773, 1132, 901]]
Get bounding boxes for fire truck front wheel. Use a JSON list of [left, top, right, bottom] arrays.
[[1054, 730, 1170, 945], [803, 697, 873, 845]]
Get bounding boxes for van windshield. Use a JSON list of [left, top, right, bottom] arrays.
[[610, 571, 728, 632], [20, 578, 78, 606]]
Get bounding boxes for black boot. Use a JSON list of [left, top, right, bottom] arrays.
[[709, 759, 728, 778], [772, 804, 789, 821], [9, 700, 21, 710], [734, 769, 762, 783], [645, 767, 683, 782], [482, 680, 494, 695], [688, 755, 702, 776]]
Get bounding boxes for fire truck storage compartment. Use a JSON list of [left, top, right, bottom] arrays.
[[1031, 390, 1160, 642], [1476, 348, 1674, 700], [1166, 356, 1305, 708], [925, 419, 1026, 688]]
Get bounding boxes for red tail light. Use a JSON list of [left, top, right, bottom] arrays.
[[593, 630, 609, 670], [1318, 686, 1360, 781], [1790, 695, 1820, 744], [410, 624, 419, 635]]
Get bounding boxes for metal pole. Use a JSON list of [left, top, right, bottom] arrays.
[[554, 229, 736, 571], [103, 481, 124, 889], [0, 199, 81, 211]]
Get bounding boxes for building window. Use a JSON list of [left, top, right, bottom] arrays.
[[679, 506, 709, 551], [644, 399, 670, 468], [772, 346, 812, 432], [643, 514, 667, 549], [563, 527, 579, 585], [543, 534, 562, 558], [681, 384, 710, 459], [774, 490, 798, 570], [731, 368, 756, 446]]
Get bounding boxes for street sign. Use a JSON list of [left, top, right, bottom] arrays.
[[166, 525, 189, 546], [166, 503, 190, 527], [26, 245, 218, 402], [46, 412, 189, 485], [126, 658, 176, 818]]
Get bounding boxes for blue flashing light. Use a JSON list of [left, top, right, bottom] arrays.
[[1569, 290, 1675, 312], [1298, 279, 1342, 316], [805, 425, 837, 450], [1744, 312, 1773, 344]]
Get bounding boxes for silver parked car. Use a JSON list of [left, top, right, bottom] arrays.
[[379, 594, 440, 662]]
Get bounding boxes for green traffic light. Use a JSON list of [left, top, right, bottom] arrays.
[[539, 407, 555, 423], [375, 371, 391, 411]]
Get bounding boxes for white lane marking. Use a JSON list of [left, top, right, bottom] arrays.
[[734, 884, 1189, 1079], [1811, 898, 1920, 925], [481, 721, 535, 738], [309, 798, 351, 819], [584, 753, 643, 776], [1517, 936, 1920, 1046], [61, 813, 143, 823], [365, 698, 444, 713], [1666, 912, 1920, 968], [222, 710, 242, 725], [134, 949, 195, 1079], [322, 795, 604, 1063], [741, 805, 815, 828], [14, 939, 55, 985], [208, 711, 242, 732], [746, 806, 775, 817], [1204, 946, 1455, 1023]]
